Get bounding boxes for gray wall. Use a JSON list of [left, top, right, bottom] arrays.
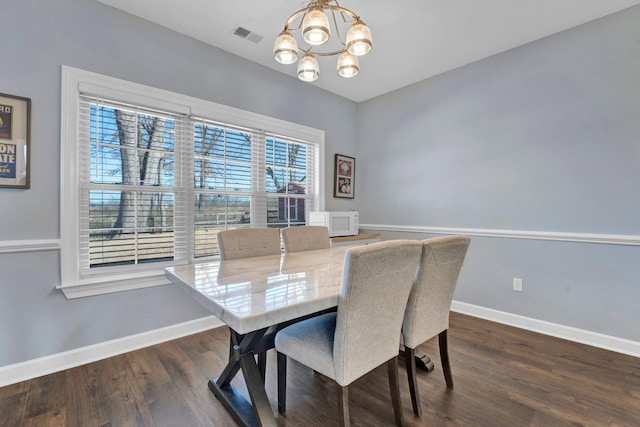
[[2, 0, 638, 369], [358, 7, 640, 341], [0, 0, 358, 367]]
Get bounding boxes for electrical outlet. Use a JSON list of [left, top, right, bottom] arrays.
[[513, 278, 523, 292]]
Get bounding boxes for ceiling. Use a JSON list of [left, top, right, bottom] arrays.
[[96, 0, 640, 103]]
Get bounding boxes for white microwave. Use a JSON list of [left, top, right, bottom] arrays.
[[309, 211, 359, 237]]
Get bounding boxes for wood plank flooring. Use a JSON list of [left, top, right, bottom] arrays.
[[1, 312, 638, 426]]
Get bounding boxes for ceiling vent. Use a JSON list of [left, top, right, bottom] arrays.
[[232, 25, 263, 44]]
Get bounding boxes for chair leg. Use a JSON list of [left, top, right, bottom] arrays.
[[338, 384, 350, 427], [387, 356, 404, 426], [277, 351, 287, 414], [439, 330, 454, 388], [404, 347, 422, 417]]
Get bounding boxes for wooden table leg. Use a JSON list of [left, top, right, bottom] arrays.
[[209, 328, 277, 427], [399, 345, 434, 372], [414, 349, 435, 372]]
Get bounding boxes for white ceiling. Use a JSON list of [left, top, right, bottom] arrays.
[[96, 0, 640, 103]]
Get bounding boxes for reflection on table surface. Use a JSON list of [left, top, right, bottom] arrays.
[[165, 246, 349, 334]]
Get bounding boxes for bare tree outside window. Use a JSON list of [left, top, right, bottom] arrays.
[[88, 105, 176, 266]]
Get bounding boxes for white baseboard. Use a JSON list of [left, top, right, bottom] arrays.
[[452, 301, 640, 358], [3, 305, 637, 389], [0, 315, 223, 388]]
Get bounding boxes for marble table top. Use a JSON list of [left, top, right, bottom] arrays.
[[165, 246, 350, 334]]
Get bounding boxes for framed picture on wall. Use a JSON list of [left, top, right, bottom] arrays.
[[334, 153, 355, 199], [0, 93, 30, 189]]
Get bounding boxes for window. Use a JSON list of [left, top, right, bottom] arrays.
[[60, 66, 324, 298], [82, 98, 184, 269]]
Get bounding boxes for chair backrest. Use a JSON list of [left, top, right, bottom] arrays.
[[402, 235, 470, 349], [216, 227, 281, 260], [333, 240, 422, 386], [281, 226, 331, 253]]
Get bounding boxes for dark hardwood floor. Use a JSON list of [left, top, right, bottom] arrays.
[[1, 312, 639, 426]]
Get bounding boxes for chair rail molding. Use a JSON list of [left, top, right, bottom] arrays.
[[0, 239, 61, 254], [360, 224, 640, 246]]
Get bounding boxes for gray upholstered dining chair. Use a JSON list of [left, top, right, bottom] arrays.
[[275, 240, 423, 427], [216, 227, 281, 260], [401, 235, 470, 417], [281, 225, 331, 253]]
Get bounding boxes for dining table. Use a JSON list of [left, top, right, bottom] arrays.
[[165, 244, 434, 427]]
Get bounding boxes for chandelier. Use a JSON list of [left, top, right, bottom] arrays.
[[273, 0, 373, 82]]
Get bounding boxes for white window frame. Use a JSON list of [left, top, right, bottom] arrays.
[[60, 66, 325, 299]]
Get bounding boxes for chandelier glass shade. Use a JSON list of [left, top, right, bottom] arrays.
[[346, 20, 372, 56], [336, 51, 359, 78], [273, 0, 372, 82], [302, 8, 331, 45], [298, 53, 320, 82], [273, 31, 299, 65]]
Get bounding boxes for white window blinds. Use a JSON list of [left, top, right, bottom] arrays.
[[191, 119, 320, 258], [78, 94, 190, 275], [60, 66, 324, 298]]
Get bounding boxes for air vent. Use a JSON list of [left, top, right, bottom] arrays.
[[232, 25, 263, 44]]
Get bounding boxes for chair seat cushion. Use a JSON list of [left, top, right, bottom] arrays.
[[275, 312, 337, 380]]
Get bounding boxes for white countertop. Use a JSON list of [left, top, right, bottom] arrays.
[[165, 246, 349, 334]]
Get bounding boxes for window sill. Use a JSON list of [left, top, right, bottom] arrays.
[[58, 273, 172, 299]]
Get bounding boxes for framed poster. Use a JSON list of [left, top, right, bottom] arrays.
[[0, 93, 30, 188], [334, 153, 355, 199]]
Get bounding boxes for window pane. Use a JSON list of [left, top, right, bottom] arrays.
[[289, 144, 307, 170], [266, 196, 305, 226], [266, 138, 287, 166], [139, 191, 174, 230], [90, 229, 137, 266], [137, 229, 174, 263], [225, 129, 251, 161], [265, 138, 308, 195], [89, 190, 122, 230], [226, 162, 251, 191], [194, 124, 224, 156], [266, 167, 286, 193], [92, 105, 119, 145], [89, 190, 174, 266], [195, 159, 225, 189], [90, 145, 122, 184], [89, 105, 175, 188], [194, 194, 250, 258], [194, 124, 252, 191], [267, 197, 280, 225], [266, 168, 308, 194], [195, 125, 251, 160]]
